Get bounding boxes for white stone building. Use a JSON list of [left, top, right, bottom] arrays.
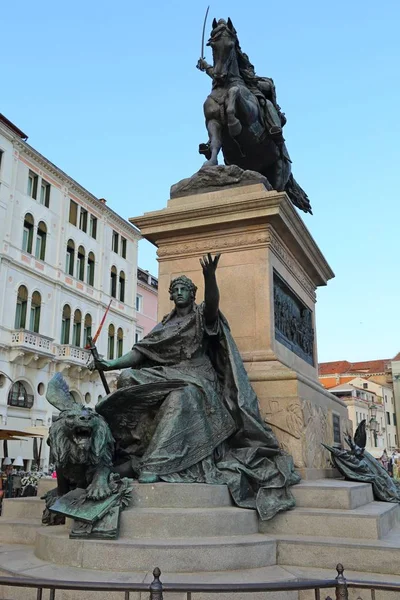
[[329, 377, 397, 456], [0, 114, 141, 469]]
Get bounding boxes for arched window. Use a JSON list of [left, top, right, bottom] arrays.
[[73, 309, 82, 347], [7, 381, 33, 409], [35, 221, 47, 261], [66, 239, 75, 276], [119, 271, 125, 303], [108, 324, 115, 360], [83, 314, 92, 347], [110, 266, 117, 298], [29, 291, 41, 333], [15, 285, 28, 329], [77, 246, 85, 281], [61, 304, 71, 344], [22, 213, 34, 254], [87, 252, 95, 286], [117, 327, 123, 358]]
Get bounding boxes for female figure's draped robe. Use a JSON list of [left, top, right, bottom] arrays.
[[117, 303, 300, 520]]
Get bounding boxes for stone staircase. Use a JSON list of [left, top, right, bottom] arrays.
[[1, 478, 400, 599]]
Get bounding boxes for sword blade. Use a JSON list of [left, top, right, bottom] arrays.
[[200, 5, 210, 59]]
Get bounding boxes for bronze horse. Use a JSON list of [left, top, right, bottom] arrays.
[[200, 18, 312, 214]]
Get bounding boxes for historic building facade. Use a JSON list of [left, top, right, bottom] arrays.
[[319, 358, 399, 453], [0, 114, 141, 468], [135, 267, 158, 340]]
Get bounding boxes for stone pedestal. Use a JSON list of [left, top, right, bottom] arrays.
[[130, 184, 350, 477]]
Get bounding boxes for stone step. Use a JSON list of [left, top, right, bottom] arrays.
[[2, 497, 44, 520], [276, 527, 400, 575], [129, 482, 233, 508], [292, 479, 374, 510], [120, 506, 258, 538], [260, 501, 400, 539], [0, 543, 299, 600], [36, 478, 56, 497], [0, 519, 42, 545], [35, 528, 277, 572]]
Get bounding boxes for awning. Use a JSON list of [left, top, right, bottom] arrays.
[[0, 428, 46, 441]]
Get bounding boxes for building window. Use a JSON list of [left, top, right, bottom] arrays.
[[356, 411, 359, 425], [7, 381, 33, 409], [387, 411, 391, 425], [73, 309, 82, 347], [135, 328, 143, 344], [15, 285, 28, 329], [83, 314, 92, 347], [394, 413, 397, 427], [108, 324, 115, 359], [117, 327, 123, 358], [110, 266, 117, 298], [112, 231, 119, 253], [61, 304, 71, 344], [77, 246, 85, 281], [136, 294, 143, 312], [40, 180, 51, 207], [89, 215, 97, 239], [35, 221, 47, 261], [362, 383, 368, 389], [121, 237, 127, 258], [66, 239, 75, 275], [27, 171, 38, 199], [0, 150, 3, 173], [29, 291, 41, 333], [69, 200, 78, 226], [385, 395, 388, 403], [87, 252, 95, 286], [79, 208, 88, 232], [119, 271, 125, 303], [22, 213, 34, 253]]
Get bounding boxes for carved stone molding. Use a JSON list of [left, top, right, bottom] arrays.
[[157, 230, 271, 259], [268, 228, 316, 300]]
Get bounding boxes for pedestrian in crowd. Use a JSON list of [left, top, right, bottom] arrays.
[[380, 449, 389, 471]]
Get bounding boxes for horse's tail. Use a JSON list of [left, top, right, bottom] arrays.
[[284, 174, 313, 214]]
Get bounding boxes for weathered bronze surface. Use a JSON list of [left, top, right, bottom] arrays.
[[42, 374, 131, 537], [274, 271, 314, 365], [92, 254, 300, 521], [197, 18, 312, 214], [323, 420, 400, 503]]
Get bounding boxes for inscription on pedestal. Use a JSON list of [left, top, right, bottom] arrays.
[[273, 270, 314, 365]]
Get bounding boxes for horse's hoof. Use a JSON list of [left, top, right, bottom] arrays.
[[228, 119, 242, 137]]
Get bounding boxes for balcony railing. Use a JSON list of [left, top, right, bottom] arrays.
[[56, 345, 90, 365], [11, 330, 53, 353]]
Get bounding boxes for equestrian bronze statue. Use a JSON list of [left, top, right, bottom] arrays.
[[197, 18, 312, 214]]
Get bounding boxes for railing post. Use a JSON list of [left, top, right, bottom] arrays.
[[335, 563, 348, 600], [149, 567, 163, 600]]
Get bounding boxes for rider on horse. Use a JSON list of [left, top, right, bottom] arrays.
[[197, 49, 286, 146]]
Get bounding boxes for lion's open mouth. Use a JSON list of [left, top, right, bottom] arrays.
[[72, 426, 92, 449]]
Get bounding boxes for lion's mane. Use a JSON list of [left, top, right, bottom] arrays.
[[49, 409, 114, 468]]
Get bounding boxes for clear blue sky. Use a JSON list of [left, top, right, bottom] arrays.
[[2, 0, 400, 363]]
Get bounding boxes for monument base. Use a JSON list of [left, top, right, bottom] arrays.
[[130, 183, 350, 471]]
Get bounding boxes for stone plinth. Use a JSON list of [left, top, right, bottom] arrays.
[[130, 184, 350, 477]]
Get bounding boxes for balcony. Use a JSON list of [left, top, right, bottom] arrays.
[[10, 331, 54, 365], [56, 345, 91, 366]]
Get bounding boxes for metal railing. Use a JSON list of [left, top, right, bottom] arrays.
[[1, 564, 400, 599]]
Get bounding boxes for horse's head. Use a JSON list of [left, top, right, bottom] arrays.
[[207, 18, 239, 84]]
